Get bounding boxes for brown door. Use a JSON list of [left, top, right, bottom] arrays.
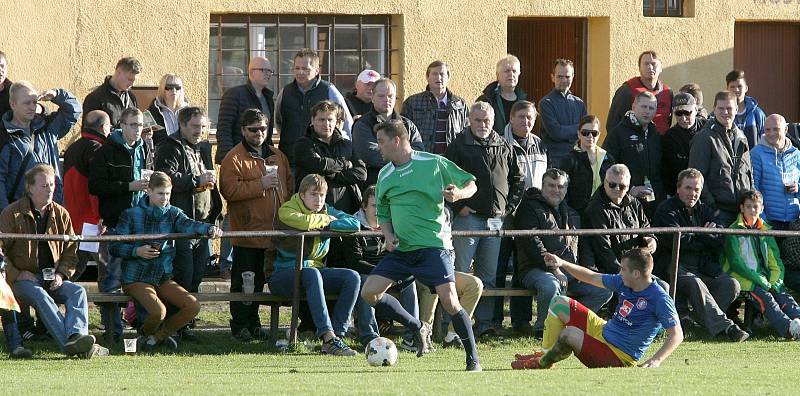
[[508, 18, 587, 135], [735, 22, 800, 122]]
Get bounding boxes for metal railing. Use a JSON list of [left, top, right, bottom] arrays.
[[2, 226, 794, 343]]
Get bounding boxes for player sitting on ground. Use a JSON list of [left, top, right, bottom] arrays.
[[512, 248, 683, 369]]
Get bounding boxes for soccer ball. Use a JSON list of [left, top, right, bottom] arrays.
[[365, 337, 398, 367]]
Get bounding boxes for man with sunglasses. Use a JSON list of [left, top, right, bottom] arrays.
[[584, 164, 657, 275], [83, 57, 141, 127], [662, 93, 706, 196]]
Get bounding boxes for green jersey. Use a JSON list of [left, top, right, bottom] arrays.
[[376, 150, 475, 251]]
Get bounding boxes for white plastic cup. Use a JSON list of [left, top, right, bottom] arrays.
[[141, 169, 154, 182], [242, 271, 255, 306], [42, 268, 56, 281], [124, 338, 137, 355]]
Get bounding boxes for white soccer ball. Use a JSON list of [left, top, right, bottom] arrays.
[[365, 337, 398, 367]]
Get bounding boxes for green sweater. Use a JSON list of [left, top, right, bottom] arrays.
[[721, 214, 785, 292]]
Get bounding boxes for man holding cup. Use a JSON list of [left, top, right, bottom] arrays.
[[154, 107, 223, 340], [750, 114, 800, 230]]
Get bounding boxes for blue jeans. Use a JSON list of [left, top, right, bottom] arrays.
[[750, 286, 800, 337], [452, 213, 502, 335], [13, 278, 89, 351], [354, 274, 418, 344], [98, 242, 123, 338], [269, 267, 360, 338], [1, 309, 22, 350], [219, 216, 233, 272]]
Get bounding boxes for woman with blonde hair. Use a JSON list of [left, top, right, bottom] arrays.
[[147, 73, 189, 145]]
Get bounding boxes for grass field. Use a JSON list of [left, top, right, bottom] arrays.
[[2, 304, 799, 395]]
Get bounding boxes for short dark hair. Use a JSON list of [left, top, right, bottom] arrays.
[[714, 91, 737, 106], [362, 185, 377, 209], [578, 115, 600, 130], [310, 100, 342, 121], [725, 69, 746, 85], [120, 107, 142, 124], [679, 83, 702, 99], [115, 57, 142, 74], [542, 168, 569, 185], [739, 189, 763, 207], [552, 58, 574, 72], [638, 50, 658, 66], [294, 48, 319, 67], [676, 168, 704, 188], [374, 119, 408, 141], [621, 248, 653, 275], [510, 100, 537, 118], [239, 108, 268, 128], [178, 106, 206, 126], [425, 60, 450, 77]]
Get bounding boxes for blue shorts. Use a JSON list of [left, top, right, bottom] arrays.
[[370, 248, 455, 289]]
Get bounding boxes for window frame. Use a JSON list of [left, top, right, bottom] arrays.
[[643, 0, 684, 17]]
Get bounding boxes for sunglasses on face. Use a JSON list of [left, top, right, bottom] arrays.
[[606, 182, 628, 190], [580, 129, 600, 137], [246, 126, 267, 133], [165, 84, 182, 91], [675, 110, 692, 117]]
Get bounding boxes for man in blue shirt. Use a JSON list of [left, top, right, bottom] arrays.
[[512, 248, 683, 369], [539, 59, 586, 168]]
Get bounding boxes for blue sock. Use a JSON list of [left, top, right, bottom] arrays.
[[373, 294, 421, 331], [451, 309, 479, 366]]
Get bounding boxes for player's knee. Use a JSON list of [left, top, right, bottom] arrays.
[[439, 293, 462, 315], [560, 326, 582, 346], [360, 287, 380, 306], [550, 294, 571, 308]]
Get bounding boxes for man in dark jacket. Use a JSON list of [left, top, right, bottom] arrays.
[[400, 60, 469, 154], [607, 50, 673, 134], [513, 168, 611, 337], [585, 164, 657, 274], [445, 101, 524, 337], [88, 107, 151, 343], [352, 78, 424, 186], [662, 93, 706, 196], [652, 168, 748, 342], [539, 59, 586, 167], [83, 57, 141, 127], [275, 48, 352, 167], [154, 107, 223, 340], [688, 91, 753, 227], [477, 55, 527, 134], [345, 69, 380, 120], [603, 91, 664, 217], [214, 56, 276, 164], [293, 100, 366, 214]]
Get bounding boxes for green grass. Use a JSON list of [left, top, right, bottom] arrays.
[[3, 305, 800, 395]]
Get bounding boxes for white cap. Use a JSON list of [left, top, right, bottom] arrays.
[[356, 69, 380, 84]]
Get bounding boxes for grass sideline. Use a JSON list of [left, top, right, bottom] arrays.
[[2, 304, 800, 395]]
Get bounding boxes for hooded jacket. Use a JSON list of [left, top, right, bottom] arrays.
[[444, 128, 524, 218], [502, 123, 547, 191], [0, 89, 81, 209], [559, 146, 615, 213], [63, 127, 106, 233], [111, 196, 212, 286], [88, 129, 150, 228], [214, 81, 275, 164], [722, 214, 784, 292], [293, 126, 367, 214], [271, 193, 359, 274], [476, 81, 527, 134], [688, 120, 753, 214], [733, 96, 766, 150], [750, 136, 800, 223], [401, 87, 469, 153], [603, 111, 665, 204], [584, 187, 656, 274]]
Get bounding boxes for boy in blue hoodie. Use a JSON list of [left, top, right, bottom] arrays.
[[268, 173, 361, 356], [111, 171, 221, 352]]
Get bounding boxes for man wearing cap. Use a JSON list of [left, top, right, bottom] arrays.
[[401, 60, 469, 154], [346, 70, 380, 121], [662, 93, 706, 196]]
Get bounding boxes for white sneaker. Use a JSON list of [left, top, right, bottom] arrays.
[[789, 318, 800, 340]]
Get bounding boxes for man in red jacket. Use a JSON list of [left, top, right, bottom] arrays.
[[606, 51, 673, 134]]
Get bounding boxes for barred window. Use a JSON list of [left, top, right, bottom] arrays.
[[208, 14, 400, 129], [643, 0, 684, 17]]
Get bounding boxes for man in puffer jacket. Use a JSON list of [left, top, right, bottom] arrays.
[[751, 114, 800, 230]]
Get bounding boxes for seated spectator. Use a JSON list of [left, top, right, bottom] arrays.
[[269, 174, 360, 356], [147, 73, 189, 146], [345, 69, 380, 120], [512, 250, 682, 369], [559, 115, 614, 214], [584, 164, 657, 274], [725, 70, 766, 150], [722, 190, 800, 339], [0, 164, 107, 358], [751, 114, 800, 230], [513, 168, 612, 337], [112, 172, 222, 352], [662, 93, 706, 196], [652, 168, 748, 341], [1, 255, 32, 358], [539, 58, 586, 167], [679, 83, 708, 120], [780, 222, 800, 293], [294, 100, 366, 214]]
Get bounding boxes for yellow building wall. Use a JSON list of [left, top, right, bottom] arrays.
[[1, 0, 799, 138]]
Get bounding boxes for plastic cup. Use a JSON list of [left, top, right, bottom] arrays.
[[242, 271, 255, 306], [141, 169, 154, 181], [42, 268, 56, 281], [124, 338, 137, 355]]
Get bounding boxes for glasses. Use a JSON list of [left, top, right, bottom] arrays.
[[675, 110, 692, 117], [580, 129, 600, 137], [251, 68, 273, 76], [246, 126, 267, 133], [606, 182, 628, 190], [165, 84, 182, 91]]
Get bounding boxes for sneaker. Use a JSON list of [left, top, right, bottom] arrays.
[[10, 346, 33, 359], [724, 324, 750, 342], [161, 336, 179, 351], [178, 328, 199, 342], [136, 335, 158, 353], [251, 327, 271, 340], [789, 318, 800, 340], [511, 355, 547, 370], [442, 333, 463, 349], [321, 337, 357, 356], [232, 328, 252, 342], [64, 334, 96, 356], [514, 350, 545, 361], [466, 361, 483, 372], [412, 324, 431, 358], [82, 344, 110, 359]]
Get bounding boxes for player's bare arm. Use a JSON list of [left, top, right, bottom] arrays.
[[543, 252, 605, 289], [379, 220, 400, 252], [639, 325, 684, 368], [443, 180, 477, 203]]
